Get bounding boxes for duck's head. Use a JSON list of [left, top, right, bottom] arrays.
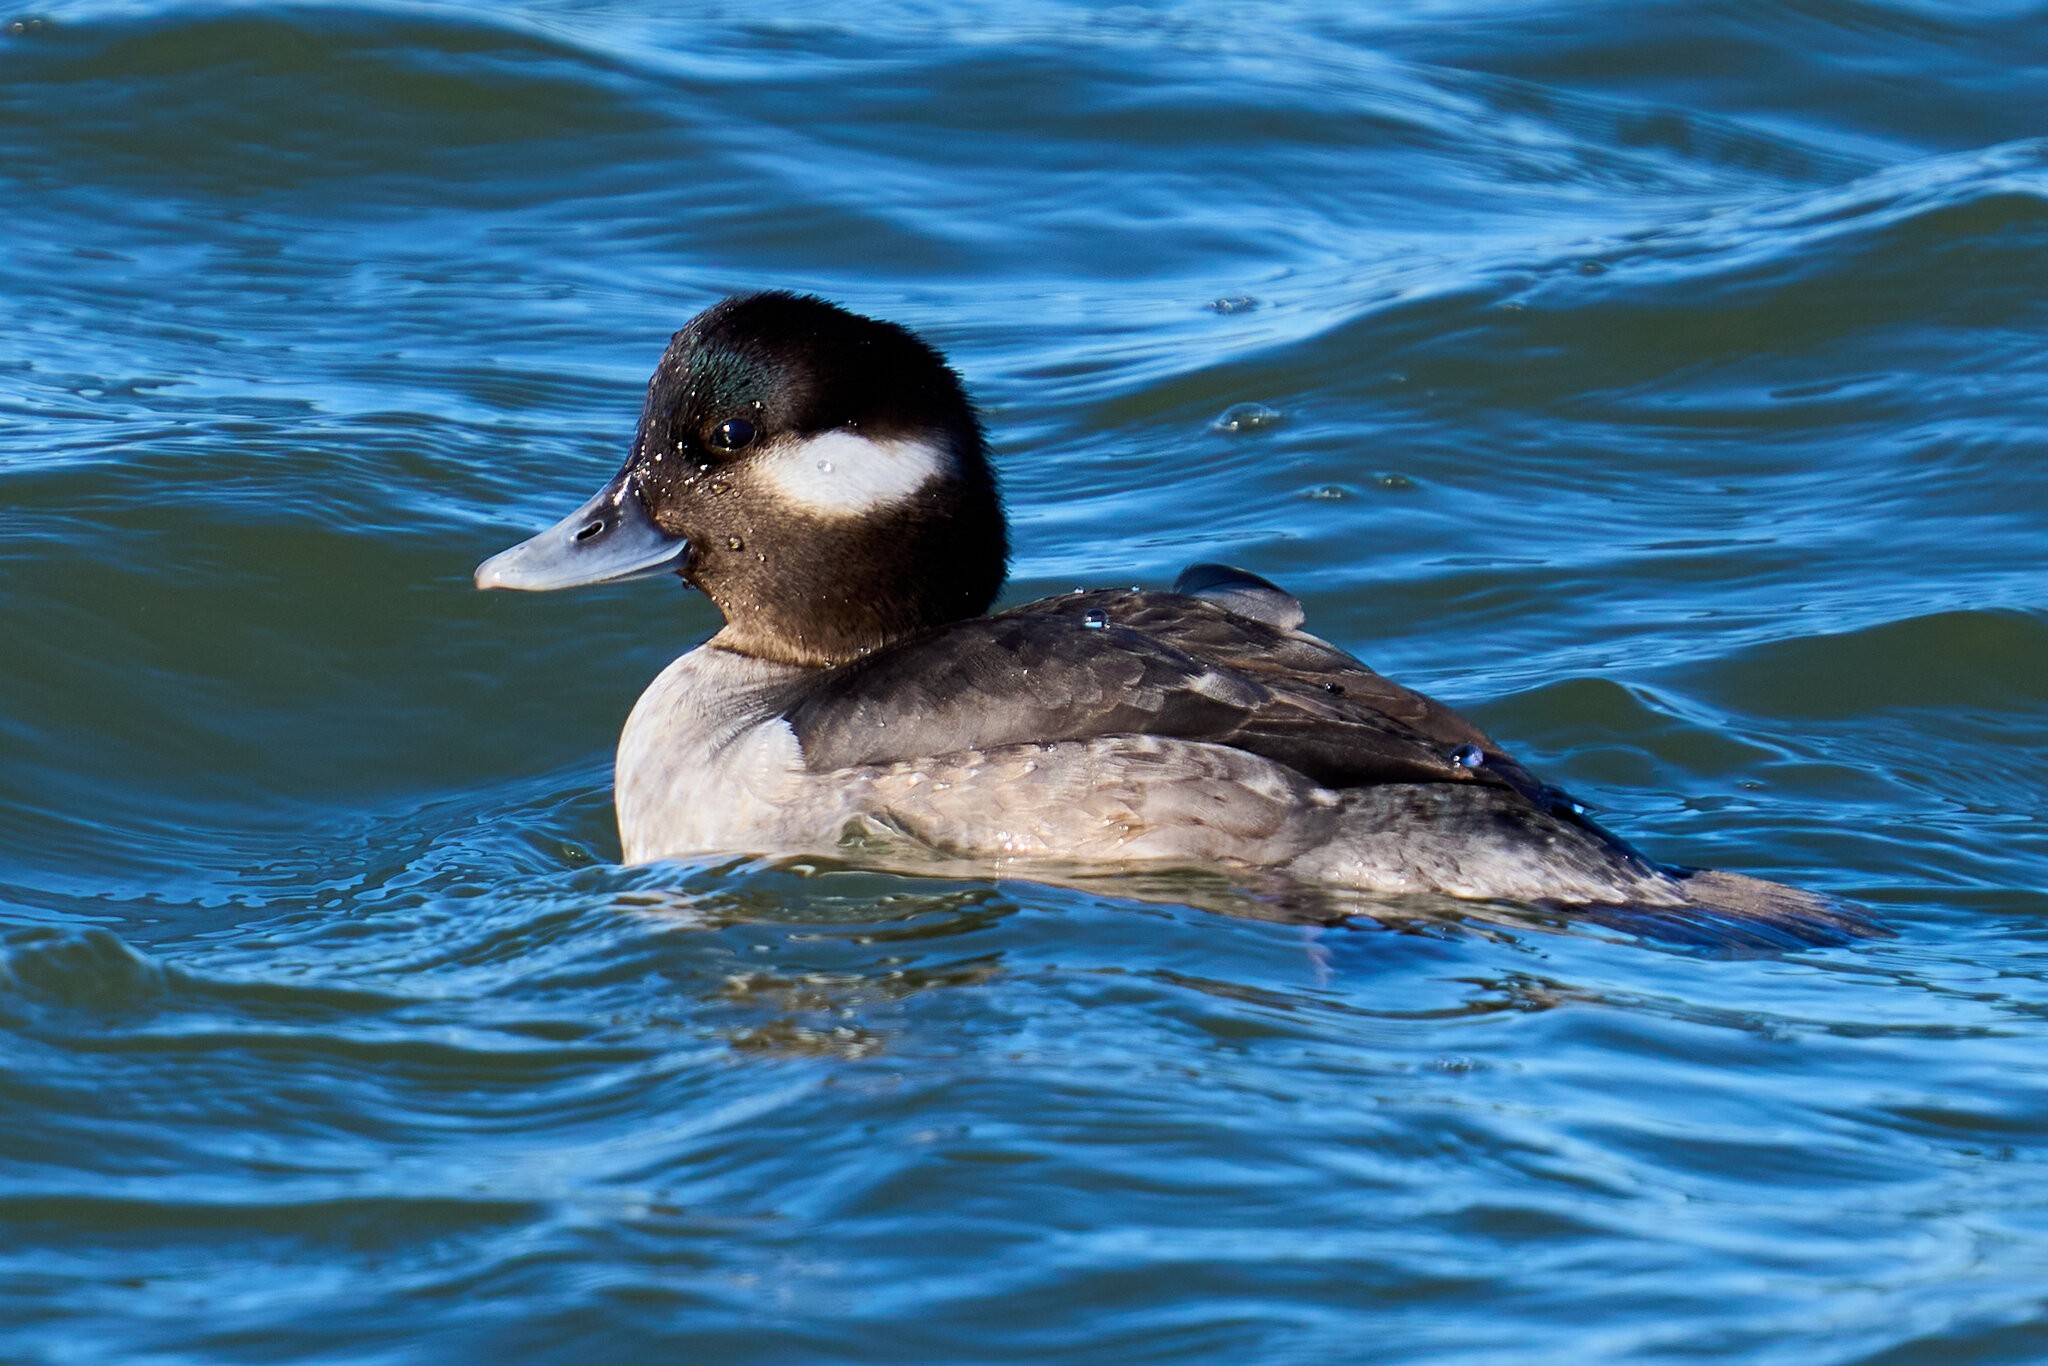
[[476, 292, 1007, 667]]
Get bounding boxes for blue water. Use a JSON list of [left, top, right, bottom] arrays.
[[5, 1, 2048, 1359]]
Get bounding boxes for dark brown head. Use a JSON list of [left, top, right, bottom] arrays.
[[476, 293, 1007, 666]]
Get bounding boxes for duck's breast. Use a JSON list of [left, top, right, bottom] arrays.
[[615, 646, 859, 863]]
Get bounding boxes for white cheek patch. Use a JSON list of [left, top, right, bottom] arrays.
[[758, 430, 951, 517]]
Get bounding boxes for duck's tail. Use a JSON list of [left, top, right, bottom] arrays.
[[1299, 783, 1886, 951], [1568, 867, 1887, 952]]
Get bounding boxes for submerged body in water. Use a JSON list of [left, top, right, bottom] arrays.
[[476, 292, 1875, 948]]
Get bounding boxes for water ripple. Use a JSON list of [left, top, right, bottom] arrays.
[[6, 0, 2048, 1358]]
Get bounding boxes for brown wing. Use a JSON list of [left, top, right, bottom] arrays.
[[778, 583, 1569, 812]]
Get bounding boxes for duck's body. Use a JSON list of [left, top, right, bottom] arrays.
[[477, 292, 1872, 946]]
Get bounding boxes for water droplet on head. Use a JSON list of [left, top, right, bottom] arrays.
[[726, 536, 744, 551], [1448, 743, 1485, 769], [707, 480, 730, 495], [817, 460, 834, 474], [1082, 609, 1108, 629], [1323, 682, 1344, 695]]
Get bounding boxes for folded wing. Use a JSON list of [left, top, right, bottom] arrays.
[[778, 575, 1576, 817]]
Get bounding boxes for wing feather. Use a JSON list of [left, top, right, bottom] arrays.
[[778, 584, 1575, 813]]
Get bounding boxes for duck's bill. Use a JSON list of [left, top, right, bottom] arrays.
[[473, 471, 687, 592]]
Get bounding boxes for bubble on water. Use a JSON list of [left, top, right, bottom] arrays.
[[1207, 295, 1259, 314], [1376, 472, 1417, 491], [1306, 484, 1352, 501], [1213, 403, 1283, 434]]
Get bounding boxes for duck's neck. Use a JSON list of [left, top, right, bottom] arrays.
[[694, 486, 1008, 669]]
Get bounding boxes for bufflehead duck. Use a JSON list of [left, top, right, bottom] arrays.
[[476, 292, 1873, 947]]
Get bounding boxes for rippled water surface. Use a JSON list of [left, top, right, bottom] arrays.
[[6, 1, 2048, 1359]]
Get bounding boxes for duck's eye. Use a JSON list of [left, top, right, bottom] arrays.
[[708, 417, 757, 452]]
